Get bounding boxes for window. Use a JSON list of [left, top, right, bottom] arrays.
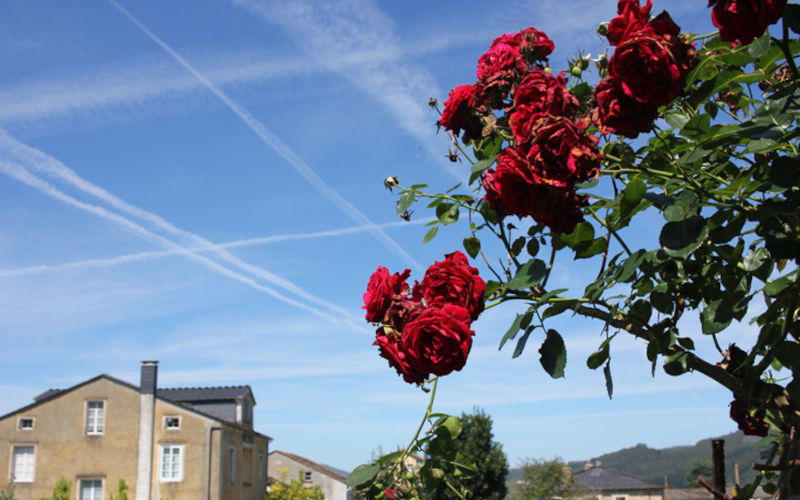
[[17, 417, 34, 431], [164, 416, 180, 430], [85, 401, 104, 435], [11, 445, 35, 482], [242, 447, 253, 483], [159, 444, 184, 482], [303, 471, 312, 483], [80, 479, 103, 500], [228, 448, 236, 485]]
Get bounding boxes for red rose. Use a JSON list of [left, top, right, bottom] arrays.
[[384, 489, 397, 500], [363, 266, 411, 323], [608, 32, 683, 107], [514, 27, 554, 62], [374, 327, 426, 385], [476, 39, 525, 82], [402, 304, 474, 378], [522, 116, 601, 188], [483, 147, 540, 217], [383, 297, 423, 332], [417, 251, 486, 321], [593, 76, 659, 137], [509, 70, 578, 144], [439, 84, 477, 137], [729, 398, 769, 436], [482, 148, 588, 233], [709, 0, 787, 45], [608, 0, 653, 45]]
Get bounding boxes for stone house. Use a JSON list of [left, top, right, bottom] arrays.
[[574, 464, 664, 500], [268, 450, 351, 500], [0, 361, 271, 500]]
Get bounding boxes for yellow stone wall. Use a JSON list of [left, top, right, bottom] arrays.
[[0, 376, 270, 500]]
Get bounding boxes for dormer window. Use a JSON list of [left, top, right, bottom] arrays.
[[18, 417, 34, 430], [164, 416, 180, 430]]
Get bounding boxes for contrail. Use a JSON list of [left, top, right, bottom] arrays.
[[0, 131, 358, 322], [0, 218, 432, 279], [0, 158, 364, 330], [108, 0, 422, 271]]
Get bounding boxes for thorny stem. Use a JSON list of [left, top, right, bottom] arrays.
[[692, 30, 720, 42], [398, 377, 439, 468], [541, 244, 557, 289]]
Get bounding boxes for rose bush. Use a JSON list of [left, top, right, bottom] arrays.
[[352, 1, 800, 498]]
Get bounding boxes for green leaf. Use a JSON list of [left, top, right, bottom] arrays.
[[423, 225, 439, 244], [397, 191, 416, 215], [587, 345, 609, 369], [664, 112, 690, 130], [775, 341, 800, 372], [629, 300, 652, 325], [513, 327, 533, 359], [701, 299, 734, 334], [663, 351, 690, 376], [677, 337, 695, 350], [483, 280, 501, 299], [526, 238, 540, 257], [463, 237, 481, 258], [469, 155, 496, 184], [541, 300, 577, 320], [651, 290, 674, 314], [347, 463, 380, 487], [506, 259, 547, 290], [511, 236, 526, 256], [743, 248, 769, 272], [436, 203, 459, 225], [603, 362, 613, 399], [620, 178, 647, 220], [747, 31, 770, 59], [499, 313, 525, 350], [575, 238, 608, 259], [664, 205, 686, 222], [785, 4, 800, 34], [659, 216, 708, 257], [560, 222, 594, 248], [745, 138, 778, 153], [438, 415, 463, 439], [764, 275, 793, 296], [377, 450, 404, 465], [539, 329, 566, 378]]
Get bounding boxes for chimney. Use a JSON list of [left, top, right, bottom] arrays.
[[136, 361, 158, 500]]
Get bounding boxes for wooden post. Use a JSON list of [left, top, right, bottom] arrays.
[[712, 439, 726, 493]]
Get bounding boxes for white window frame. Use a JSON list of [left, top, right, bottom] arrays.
[[10, 444, 36, 482], [303, 470, 312, 483], [79, 478, 103, 500], [163, 415, 181, 431], [228, 447, 236, 485], [17, 417, 34, 431], [159, 443, 184, 482], [85, 400, 104, 435]]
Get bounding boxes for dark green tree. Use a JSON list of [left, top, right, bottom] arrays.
[[684, 459, 714, 488], [423, 408, 508, 500], [510, 458, 576, 500]]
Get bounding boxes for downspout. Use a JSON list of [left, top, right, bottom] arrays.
[[207, 426, 221, 500]]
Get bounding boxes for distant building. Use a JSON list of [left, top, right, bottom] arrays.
[[268, 450, 351, 500], [575, 464, 664, 500], [0, 361, 271, 500]]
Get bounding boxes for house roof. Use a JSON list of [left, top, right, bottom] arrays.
[[1, 374, 271, 441], [575, 466, 662, 491], [270, 450, 348, 483], [159, 385, 254, 404]]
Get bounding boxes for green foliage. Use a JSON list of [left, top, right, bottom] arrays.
[[685, 459, 714, 487], [371, 5, 800, 499], [422, 409, 509, 500], [109, 479, 128, 500], [266, 470, 324, 500], [0, 482, 14, 500], [509, 457, 576, 500], [37, 477, 70, 500]]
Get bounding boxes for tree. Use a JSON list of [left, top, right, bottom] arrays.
[[37, 477, 70, 500], [423, 409, 508, 500], [684, 459, 714, 488], [265, 469, 324, 500], [510, 458, 576, 500], [353, 1, 800, 498]]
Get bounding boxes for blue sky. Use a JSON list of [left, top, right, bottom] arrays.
[[0, 0, 756, 472]]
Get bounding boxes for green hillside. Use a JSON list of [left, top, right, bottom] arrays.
[[508, 431, 764, 488]]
